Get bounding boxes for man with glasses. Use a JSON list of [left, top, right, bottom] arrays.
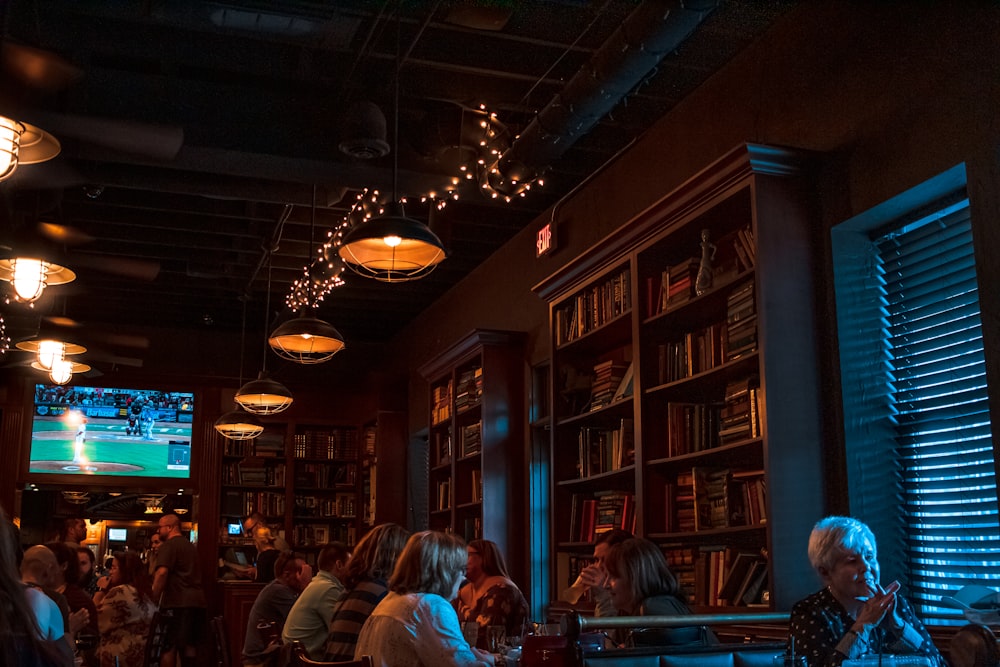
[[152, 512, 206, 667]]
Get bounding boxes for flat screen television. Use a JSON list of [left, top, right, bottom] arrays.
[[107, 527, 128, 542], [28, 383, 196, 480]]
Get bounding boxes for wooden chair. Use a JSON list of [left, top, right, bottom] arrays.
[[286, 640, 374, 667]]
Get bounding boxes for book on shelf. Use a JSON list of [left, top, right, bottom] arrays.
[[718, 551, 766, 606], [455, 366, 483, 412], [460, 421, 482, 457], [556, 267, 631, 345], [692, 467, 732, 531], [432, 380, 453, 425], [435, 431, 452, 466], [576, 419, 634, 478], [471, 468, 483, 502], [436, 479, 451, 511], [612, 362, 635, 401]]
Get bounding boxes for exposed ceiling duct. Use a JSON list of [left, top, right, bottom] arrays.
[[496, 0, 721, 188]]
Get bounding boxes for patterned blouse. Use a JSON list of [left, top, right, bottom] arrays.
[[455, 580, 529, 650], [95, 584, 157, 667], [790, 587, 944, 667]]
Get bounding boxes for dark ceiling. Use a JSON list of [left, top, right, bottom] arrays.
[[0, 0, 795, 376]]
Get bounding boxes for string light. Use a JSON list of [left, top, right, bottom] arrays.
[[284, 104, 544, 305]]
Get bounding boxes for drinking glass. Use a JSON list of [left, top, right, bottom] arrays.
[[487, 625, 506, 653]]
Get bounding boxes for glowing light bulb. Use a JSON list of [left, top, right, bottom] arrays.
[[11, 258, 47, 302], [383, 235, 403, 248], [37, 340, 65, 370], [49, 359, 73, 385]]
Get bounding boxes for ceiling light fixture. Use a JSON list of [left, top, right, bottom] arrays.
[[0, 116, 60, 182], [34, 358, 90, 385], [236, 254, 293, 414], [215, 298, 263, 440], [0, 253, 76, 303], [338, 14, 447, 282], [16, 337, 87, 370], [269, 186, 345, 364]]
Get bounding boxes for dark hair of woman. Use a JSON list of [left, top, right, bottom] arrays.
[[466, 539, 512, 579], [604, 537, 684, 612], [113, 551, 154, 601]]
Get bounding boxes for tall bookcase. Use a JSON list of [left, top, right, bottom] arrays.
[[418, 330, 526, 586], [533, 144, 825, 612], [218, 420, 364, 561]]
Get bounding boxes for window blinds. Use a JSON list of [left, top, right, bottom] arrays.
[[874, 199, 1000, 623]]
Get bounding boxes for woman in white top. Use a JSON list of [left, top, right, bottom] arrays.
[[355, 531, 493, 667]]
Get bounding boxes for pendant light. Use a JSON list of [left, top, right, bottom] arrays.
[[0, 227, 76, 303], [235, 254, 294, 414], [215, 298, 263, 440], [337, 13, 447, 282], [269, 186, 345, 364]]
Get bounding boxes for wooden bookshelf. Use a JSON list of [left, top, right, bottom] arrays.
[[419, 330, 526, 587], [533, 144, 825, 612]]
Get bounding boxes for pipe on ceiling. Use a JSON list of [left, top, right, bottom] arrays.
[[496, 0, 720, 187]]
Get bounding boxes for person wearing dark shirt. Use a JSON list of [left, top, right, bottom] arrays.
[[242, 552, 309, 666], [251, 525, 281, 584], [789, 516, 944, 667], [604, 537, 711, 648], [152, 513, 207, 667]]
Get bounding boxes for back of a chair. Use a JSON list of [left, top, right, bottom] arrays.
[[211, 615, 231, 667], [287, 640, 374, 667], [143, 610, 172, 667]]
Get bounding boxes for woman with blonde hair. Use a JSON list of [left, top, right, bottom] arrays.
[[355, 531, 492, 666], [323, 523, 410, 661]]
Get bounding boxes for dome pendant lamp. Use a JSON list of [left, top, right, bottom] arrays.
[[215, 299, 264, 440], [269, 186, 345, 364], [338, 16, 446, 282], [236, 255, 294, 414]]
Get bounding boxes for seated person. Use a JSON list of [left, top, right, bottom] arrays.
[[455, 539, 529, 650], [949, 623, 999, 667], [604, 537, 712, 648], [354, 531, 493, 666], [281, 542, 351, 659], [94, 551, 157, 667], [789, 516, 944, 667], [560, 529, 631, 617], [242, 552, 309, 667], [324, 523, 410, 661]]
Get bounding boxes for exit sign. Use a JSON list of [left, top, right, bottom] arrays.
[[536, 222, 555, 257]]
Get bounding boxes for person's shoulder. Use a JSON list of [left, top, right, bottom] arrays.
[[640, 594, 689, 615]]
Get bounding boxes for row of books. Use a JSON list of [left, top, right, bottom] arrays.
[[291, 522, 357, 548], [719, 377, 761, 444], [732, 224, 756, 272], [434, 469, 483, 510], [575, 419, 635, 478], [434, 431, 453, 467], [293, 493, 357, 519], [588, 360, 634, 411], [663, 467, 767, 533], [647, 257, 699, 317], [666, 546, 769, 607], [567, 491, 636, 543], [293, 462, 358, 488], [224, 459, 286, 486], [656, 321, 727, 385], [223, 490, 285, 518], [455, 366, 483, 412], [459, 421, 482, 457], [292, 428, 359, 459], [662, 402, 719, 457], [554, 268, 632, 346], [726, 280, 757, 361], [432, 380, 453, 425]]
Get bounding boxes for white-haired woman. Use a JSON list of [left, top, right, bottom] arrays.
[[789, 516, 943, 667]]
